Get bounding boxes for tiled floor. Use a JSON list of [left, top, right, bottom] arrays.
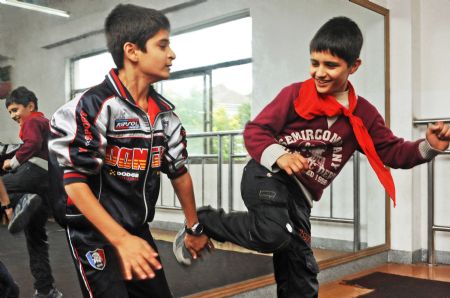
[[319, 263, 450, 297]]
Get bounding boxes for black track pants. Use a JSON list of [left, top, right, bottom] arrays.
[[2, 162, 54, 293], [198, 159, 319, 297], [66, 225, 172, 298]]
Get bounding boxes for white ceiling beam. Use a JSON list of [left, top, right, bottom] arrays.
[[0, 0, 70, 18]]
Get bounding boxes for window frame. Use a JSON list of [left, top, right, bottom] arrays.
[[162, 12, 252, 132], [164, 58, 252, 133], [69, 12, 253, 121]]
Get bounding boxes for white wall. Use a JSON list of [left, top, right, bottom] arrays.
[[381, 0, 417, 256], [374, 0, 450, 259], [414, 0, 450, 256], [0, 11, 18, 142]]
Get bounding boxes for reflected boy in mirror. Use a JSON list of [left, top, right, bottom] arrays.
[[2, 87, 62, 298]]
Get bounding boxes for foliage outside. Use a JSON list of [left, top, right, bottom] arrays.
[[163, 87, 250, 161]]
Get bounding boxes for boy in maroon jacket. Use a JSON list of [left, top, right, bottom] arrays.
[[2, 87, 62, 298], [175, 17, 450, 297]]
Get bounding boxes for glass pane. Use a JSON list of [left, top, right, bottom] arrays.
[[170, 17, 251, 72], [160, 75, 206, 154], [212, 63, 252, 131], [73, 52, 115, 90]]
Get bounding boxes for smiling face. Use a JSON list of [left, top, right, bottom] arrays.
[[134, 29, 176, 83], [309, 50, 361, 95], [7, 102, 35, 125]]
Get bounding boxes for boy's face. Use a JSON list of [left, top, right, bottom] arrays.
[[309, 50, 361, 94], [7, 102, 35, 126], [134, 29, 176, 83]]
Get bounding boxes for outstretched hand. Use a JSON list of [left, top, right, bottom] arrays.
[[184, 234, 213, 260], [4, 207, 13, 222], [276, 152, 309, 176], [426, 121, 450, 151], [114, 233, 162, 280]]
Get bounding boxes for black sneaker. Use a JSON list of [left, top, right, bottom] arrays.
[[8, 193, 42, 234], [172, 227, 192, 266], [34, 288, 63, 298]]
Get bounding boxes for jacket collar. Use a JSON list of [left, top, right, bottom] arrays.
[[105, 68, 175, 113]]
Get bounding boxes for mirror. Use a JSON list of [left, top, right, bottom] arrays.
[[158, 0, 390, 295], [0, 0, 389, 296]]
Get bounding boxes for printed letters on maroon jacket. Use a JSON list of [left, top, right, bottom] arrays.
[[244, 82, 435, 200]]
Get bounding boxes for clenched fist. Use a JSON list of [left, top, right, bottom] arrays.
[[276, 152, 309, 176], [426, 121, 450, 151]]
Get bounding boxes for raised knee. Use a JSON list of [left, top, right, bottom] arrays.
[[251, 220, 291, 253]]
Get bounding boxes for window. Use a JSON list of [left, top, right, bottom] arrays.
[[70, 16, 252, 141], [71, 51, 115, 98], [169, 17, 252, 72], [158, 16, 252, 155], [159, 16, 252, 134]]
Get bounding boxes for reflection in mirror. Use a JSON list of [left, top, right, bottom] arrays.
[[156, 0, 389, 295], [160, 0, 386, 261], [311, 0, 387, 260]]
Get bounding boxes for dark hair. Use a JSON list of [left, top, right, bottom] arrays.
[[310, 16, 363, 66], [105, 4, 170, 69], [5, 86, 38, 110]]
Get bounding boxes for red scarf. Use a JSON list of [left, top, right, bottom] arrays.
[[294, 78, 396, 206], [19, 111, 45, 139]]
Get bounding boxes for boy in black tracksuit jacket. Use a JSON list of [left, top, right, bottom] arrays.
[[48, 4, 209, 297]]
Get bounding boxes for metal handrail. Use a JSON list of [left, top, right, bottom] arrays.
[[157, 130, 247, 211], [413, 118, 450, 264], [157, 130, 361, 251], [412, 118, 450, 125]]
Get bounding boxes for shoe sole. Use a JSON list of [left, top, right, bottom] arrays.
[[8, 195, 42, 234], [34, 289, 63, 298], [172, 228, 192, 266]]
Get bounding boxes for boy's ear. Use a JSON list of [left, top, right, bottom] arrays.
[[349, 58, 362, 74], [123, 42, 139, 63], [27, 102, 36, 112]]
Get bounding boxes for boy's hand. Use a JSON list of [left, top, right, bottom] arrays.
[[184, 234, 213, 259], [113, 233, 162, 280], [276, 152, 309, 176], [4, 207, 13, 222], [426, 121, 450, 151], [2, 159, 11, 171]]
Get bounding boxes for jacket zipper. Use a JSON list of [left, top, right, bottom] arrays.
[[138, 106, 171, 225]]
